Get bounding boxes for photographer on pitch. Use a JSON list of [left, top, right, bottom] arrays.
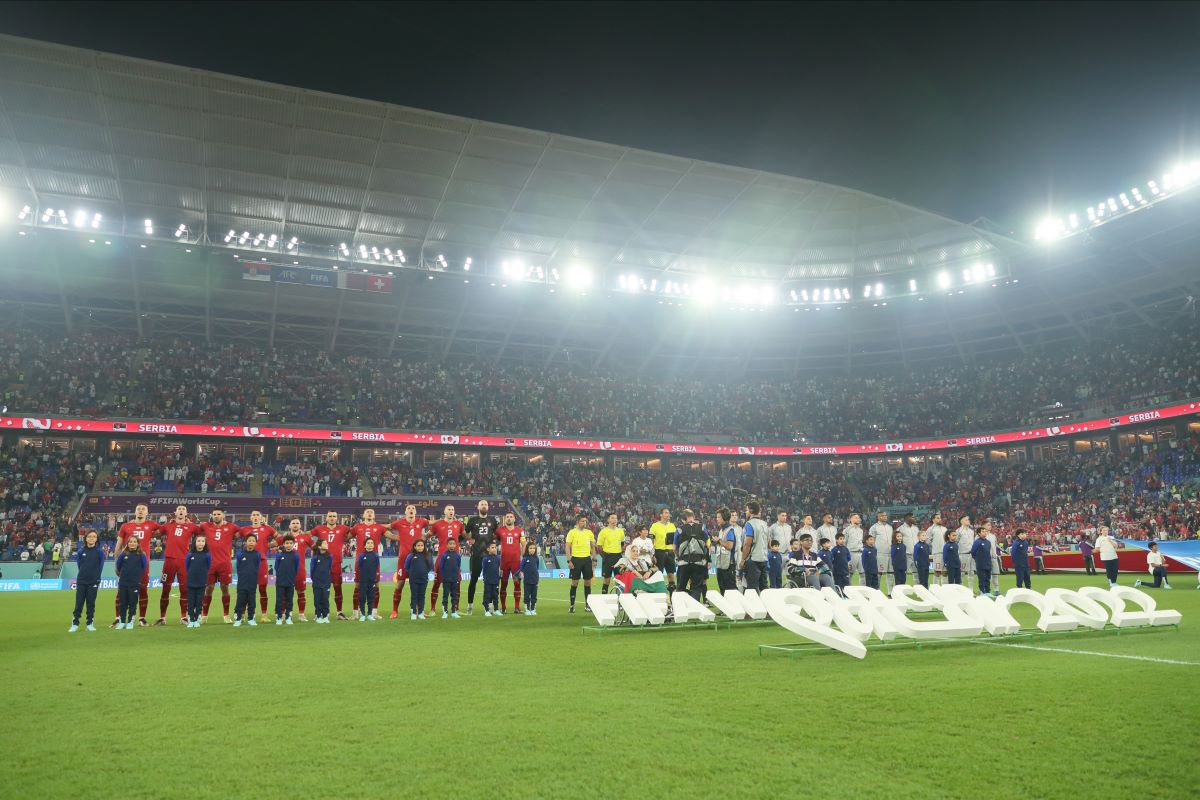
[[674, 509, 709, 601]]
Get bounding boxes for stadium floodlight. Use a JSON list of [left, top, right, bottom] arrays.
[[1068, 213, 1079, 229], [73, 209, 88, 228], [1034, 217, 1065, 242], [650, 279, 657, 291], [57, 209, 68, 224], [758, 286, 775, 305], [267, 234, 278, 247], [41, 209, 52, 222], [986, 263, 995, 277], [1106, 198, 1117, 212], [239, 231, 250, 245], [629, 273, 641, 293], [618, 274, 627, 290], [358, 244, 367, 257], [143, 218, 153, 233], [91, 213, 101, 229], [224, 229, 235, 243], [19, 205, 31, 221], [789, 289, 798, 302], [800, 289, 809, 302], [937, 271, 951, 289], [565, 264, 592, 290], [863, 285, 871, 298], [338, 242, 349, 255], [694, 279, 716, 305], [874, 282, 883, 297], [908, 278, 917, 292], [371, 246, 380, 260], [464, 257, 472, 270], [962, 267, 973, 283], [822, 287, 831, 302], [287, 237, 298, 250], [398, 250, 406, 263], [1147, 180, 1160, 195]]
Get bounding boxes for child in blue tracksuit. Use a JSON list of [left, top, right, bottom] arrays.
[[913, 531, 932, 588], [70, 530, 105, 632], [766, 541, 784, 589], [890, 531, 907, 588], [1011, 528, 1031, 589], [274, 535, 300, 624], [234, 535, 262, 626], [404, 539, 432, 620], [438, 538, 462, 618], [184, 535, 211, 628], [830, 533, 851, 595], [115, 537, 147, 630], [481, 542, 501, 616], [357, 538, 380, 621], [943, 530, 962, 585], [970, 530, 993, 595], [862, 534, 879, 590], [309, 539, 333, 623], [519, 543, 540, 615]]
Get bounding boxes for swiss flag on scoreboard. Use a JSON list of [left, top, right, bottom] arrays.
[[338, 272, 392, 293]]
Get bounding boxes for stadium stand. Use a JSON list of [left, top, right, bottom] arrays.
[[1, 328, 1197, 442]]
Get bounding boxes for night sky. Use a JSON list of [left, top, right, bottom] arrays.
[[2, 1, 1197, 233]]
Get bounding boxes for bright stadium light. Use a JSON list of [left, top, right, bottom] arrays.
[[800, 289, 808, 302], [1034, 217, 1065, 242], [73, 209, 88, 227], [144, 218, 153, 235], [224, 229, 235, 243], [565, 263, 592, 291], [908, 279, 917, 292], [287, 236, 298, 250], [937, 271, 951, 289], [239, 231, 250, 245], [758, 286, 775, 306], [464, 257, 472, 270], [822, 287, 831, 302], [874, 282, 883, 297], [18, 204, 31, 221]]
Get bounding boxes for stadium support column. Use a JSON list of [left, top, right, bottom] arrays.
[[129, 251, 144, 339], [330, 286, 346, 350], [51, 249, 74, 334], [268, 282, 280, 349], [385, 279, 413, 357], [204, 261, 213, 344]]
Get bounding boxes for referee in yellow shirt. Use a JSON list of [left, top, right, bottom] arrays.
[[596, 513, 626, 594], [564, 514, 596, 613], [649, 507, 678, 592]]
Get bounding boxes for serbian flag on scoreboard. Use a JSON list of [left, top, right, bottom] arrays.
[[242, 264, 272, 282], [338, 272, 392, 293]]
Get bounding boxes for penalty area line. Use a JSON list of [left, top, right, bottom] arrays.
[[967, 639, 1200, 666]]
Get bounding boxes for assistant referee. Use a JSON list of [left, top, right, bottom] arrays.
[[597, 513, 626, 594], [565, 515, 596, 613], [649, 507, 677, 592]]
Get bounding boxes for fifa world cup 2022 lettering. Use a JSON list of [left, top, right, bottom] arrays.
[[586, 584, 1181, 659]]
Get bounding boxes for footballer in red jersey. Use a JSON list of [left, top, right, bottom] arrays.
[[385, 504, 429, 617], [109, 504, 160, 627], [311, 510, 350, 619], [350, 508, 386, 618], [236, 510, 276, 616], [156, 505, 198, 625], [429, 504, 465, 609], [496, 512, 526, 613], [280, 518, 314, 620], [199, 509, 239, 622]]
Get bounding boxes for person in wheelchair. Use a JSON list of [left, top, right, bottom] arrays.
[[785, 533, 834, 591], [610, 544, 668, 595]]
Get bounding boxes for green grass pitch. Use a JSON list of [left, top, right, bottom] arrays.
[[2, 573, 1196, 799]]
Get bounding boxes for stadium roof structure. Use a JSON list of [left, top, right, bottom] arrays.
[[1, 34, 1198, 376]]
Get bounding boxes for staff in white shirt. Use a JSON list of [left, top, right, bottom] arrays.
[[1094, 525, 1120, 587], [1134, 541, 1171, 590]]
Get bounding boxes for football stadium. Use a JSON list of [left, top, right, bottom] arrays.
[[1, 7, 1198, 799]]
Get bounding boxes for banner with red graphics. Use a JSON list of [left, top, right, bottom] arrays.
[[2, 399, 1196, 457]]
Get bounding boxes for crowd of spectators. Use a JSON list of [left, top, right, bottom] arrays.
[[2, 431, 1197, 560], [0, 447, 98, 561], [104, 451, 255, 494], [3, 328, 1198, 442]]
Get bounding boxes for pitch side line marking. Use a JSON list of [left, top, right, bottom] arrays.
[[969, 639, 1200, 666]]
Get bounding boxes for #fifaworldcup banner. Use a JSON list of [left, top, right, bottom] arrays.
[[79, 495, 513, 518], [3, 398, 1196, 457]]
